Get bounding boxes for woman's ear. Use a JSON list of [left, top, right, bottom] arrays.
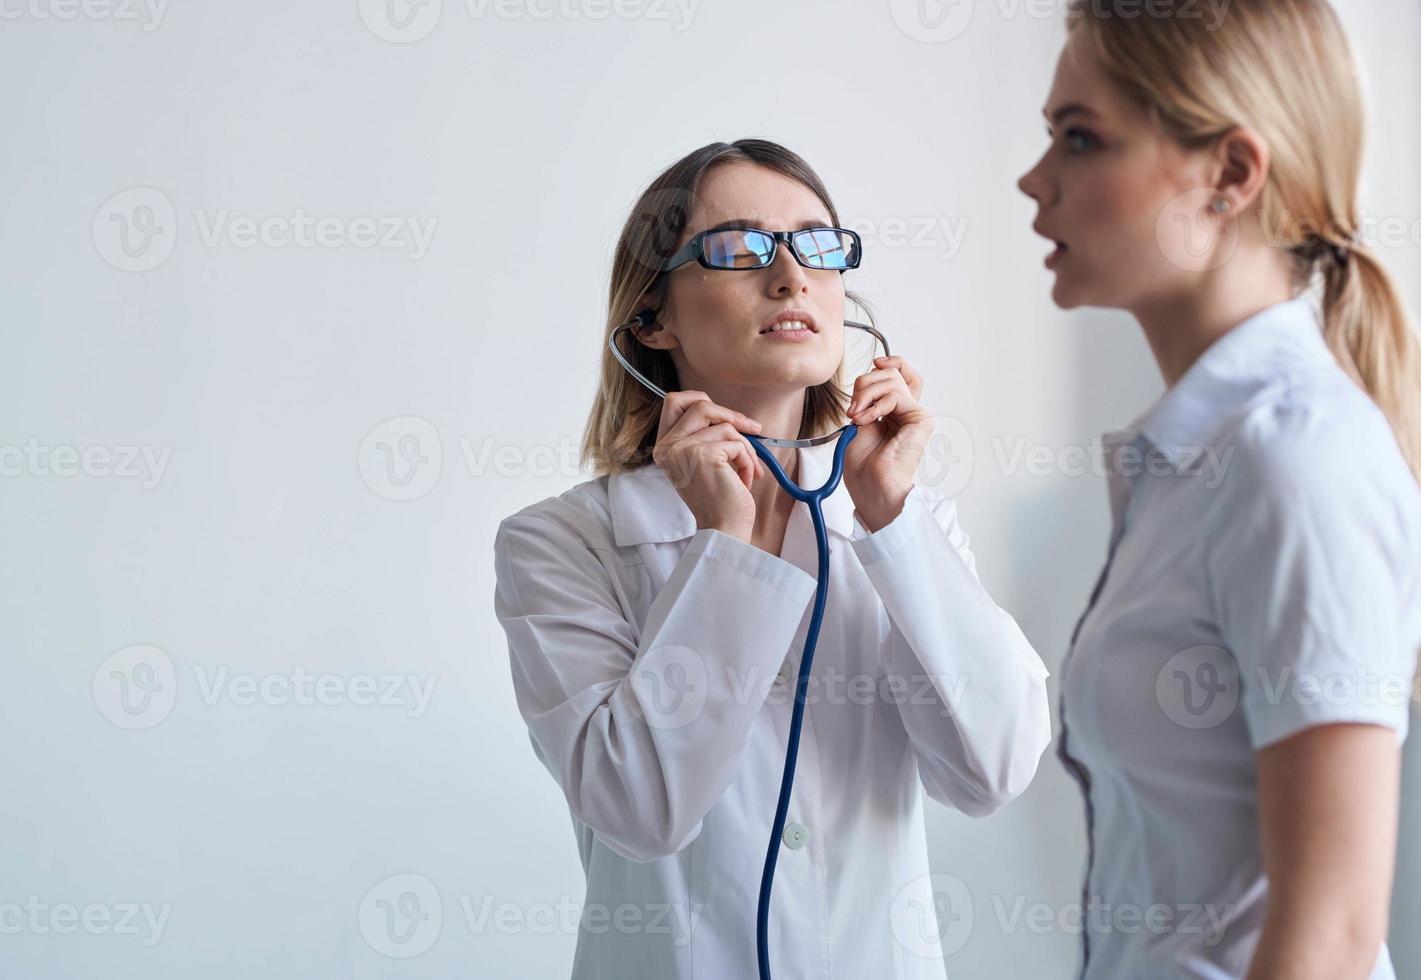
[[1211, 126, 1271, 217], [631, 293, 679, 350]]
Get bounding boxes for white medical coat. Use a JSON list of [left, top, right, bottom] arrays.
[[494, 439, 1053, 978]]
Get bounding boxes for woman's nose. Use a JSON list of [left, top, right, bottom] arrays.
[[1018, 155, 1050, 203], [766, 241, 810, 294]]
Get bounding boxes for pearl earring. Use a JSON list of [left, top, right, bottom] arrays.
[[1212, 198, 1231, 214]]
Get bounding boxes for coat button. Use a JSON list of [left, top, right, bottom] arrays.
[[782, 823, 809, 850]]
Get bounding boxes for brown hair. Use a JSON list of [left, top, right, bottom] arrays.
[[1068, 0, 1421, 484], [580, 139, 871, 476]]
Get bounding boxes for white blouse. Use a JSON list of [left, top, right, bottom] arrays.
[[494, 439, 1052, 978], [1058, 297, 1421, 979]]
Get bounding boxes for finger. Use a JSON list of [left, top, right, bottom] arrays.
[[850, 368, 899, 395], [677, 421, 750, 448], [730, 440, 757, 490], [660, 429, 748, 490], [669, 399, 763, 441], [848, 378, 910, 417], [875, 356, 923, 398], [706, 438, 755, 490], [853, 391, 901, 424], [659, 390, 710, 438], [855, 382, 918, 423]]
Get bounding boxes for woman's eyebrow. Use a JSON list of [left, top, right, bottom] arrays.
[[700, 217, 833, 233], [1045, 102, 1099, 124]]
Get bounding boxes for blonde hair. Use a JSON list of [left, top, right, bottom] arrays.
[[1068, 0, 1421, 485], [580, 139, 871, 476]]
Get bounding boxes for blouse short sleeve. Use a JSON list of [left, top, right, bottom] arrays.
[[1206, 393, 1421, 750]]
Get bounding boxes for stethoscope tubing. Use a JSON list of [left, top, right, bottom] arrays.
[[750, 427, 856, 980], [607, 314, 888, 980]]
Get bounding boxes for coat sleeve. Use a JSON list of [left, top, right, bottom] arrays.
[[494, 509, 818, 862], [850, 491, 1053, 816]]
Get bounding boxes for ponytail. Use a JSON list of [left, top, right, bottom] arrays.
[[1312, 239, 1421, 486]]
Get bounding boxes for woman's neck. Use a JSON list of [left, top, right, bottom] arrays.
[[1131, 251, 1296, 387]]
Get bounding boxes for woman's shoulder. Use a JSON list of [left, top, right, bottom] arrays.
[[1222, 365, 1416, 502], [1201, 365, 1421, 568], [495, 474, 617, 555]]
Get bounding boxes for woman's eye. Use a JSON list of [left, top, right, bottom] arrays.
[[1063, 128, 1098, 153]]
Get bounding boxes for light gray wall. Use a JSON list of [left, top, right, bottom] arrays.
[[0, 1, 1414, 977]]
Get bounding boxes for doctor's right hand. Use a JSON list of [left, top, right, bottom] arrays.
[[651, 390, 765, 544]]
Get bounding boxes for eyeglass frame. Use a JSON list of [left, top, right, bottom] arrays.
[[656, 225, 863, 276]]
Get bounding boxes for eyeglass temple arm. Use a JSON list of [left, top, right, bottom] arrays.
[[608, 319, 890, 402]]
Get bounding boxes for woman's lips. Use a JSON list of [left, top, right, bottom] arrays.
[[1045, 242, 1068, 269], [759, 325, 817, 342]]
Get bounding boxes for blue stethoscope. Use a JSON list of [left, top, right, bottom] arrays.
[[610, 312, 892, 980]]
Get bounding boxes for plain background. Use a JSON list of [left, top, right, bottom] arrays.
[[2, 0, 1417, 977]]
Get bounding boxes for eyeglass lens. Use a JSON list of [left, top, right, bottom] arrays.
[[700, 228, 856, 270]]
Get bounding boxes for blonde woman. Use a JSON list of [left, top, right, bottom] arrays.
[[494, 139, 1051, 978], [1018, 2, 1421, 977]]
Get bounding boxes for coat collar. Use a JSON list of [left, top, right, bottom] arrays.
[[608, 440, 859, 547], [1126, 296, 1334, 470]]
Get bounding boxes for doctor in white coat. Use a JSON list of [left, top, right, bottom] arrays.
[[494, 137, 1051, 979]]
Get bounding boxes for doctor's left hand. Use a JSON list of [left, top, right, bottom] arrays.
[[841, 355, 934, 533]]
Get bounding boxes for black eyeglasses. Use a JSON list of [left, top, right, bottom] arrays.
[[659, 226, 862, 274]]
